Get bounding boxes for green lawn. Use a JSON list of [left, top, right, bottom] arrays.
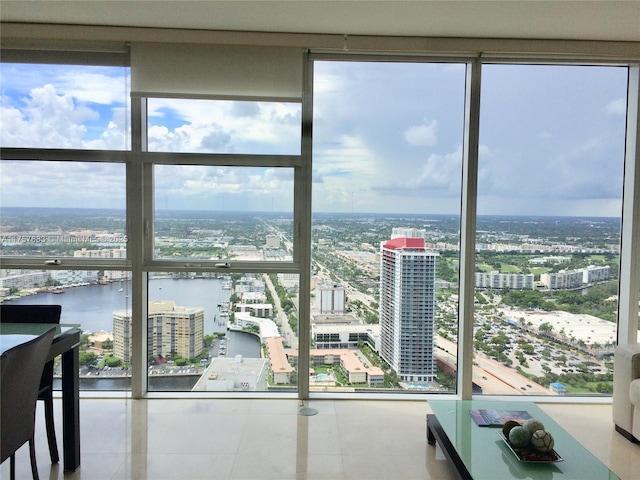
[[530, 267, 551, 275], [500, 264, 520, 273], [476, 263, 494, 272], [563, 381, 613, 394]]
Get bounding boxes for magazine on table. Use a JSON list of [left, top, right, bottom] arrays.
[[469, 409, 532, 427]]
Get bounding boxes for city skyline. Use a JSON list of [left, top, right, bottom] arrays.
[[0, 210, 625, 395]]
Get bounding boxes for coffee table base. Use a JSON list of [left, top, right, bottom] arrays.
[[427, 413, 472, 480]]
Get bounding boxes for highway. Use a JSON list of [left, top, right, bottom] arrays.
[[436, 336, 553, 395], [265, 222, 555, 395]]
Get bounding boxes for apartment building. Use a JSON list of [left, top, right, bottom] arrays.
[[475, 271, 535, 290], [113, 300, 204, 363], [379, 237, 438, 383], [315, 282, 346, 314]]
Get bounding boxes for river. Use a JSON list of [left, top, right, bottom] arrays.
[[6, 277, 261, 362], [7, 278, 233, 334]]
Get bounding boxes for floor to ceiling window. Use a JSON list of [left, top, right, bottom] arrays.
[[1, 41, 638, 400], [0, 61, 132, 390], [132, 42, 306, 393], [474, 64, 628, 396], [310, 58, 466, 395]]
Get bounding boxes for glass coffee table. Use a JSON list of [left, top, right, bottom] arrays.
[[427, 400, 619, 480]]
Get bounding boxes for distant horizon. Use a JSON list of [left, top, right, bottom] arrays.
[[0, 205, 623, 220]]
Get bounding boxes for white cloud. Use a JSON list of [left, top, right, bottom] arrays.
[[403, 119, 438, 146], [312, 134, 382, 212], [314, 134, 379, 179], [57, 71, 129, 105], [605, 98, 626, 116], [413, 146, 463, 193], [373, 145, 462, 198], [1, 81, 128, 150], [478, 144, 492, 156], [147, 98, 300, 154], [1, 85, 89, 148], [152, 165, 294, 211], [0, 161, 125, 209]]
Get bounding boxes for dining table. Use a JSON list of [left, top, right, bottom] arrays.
[[0, 322, 82, 472]]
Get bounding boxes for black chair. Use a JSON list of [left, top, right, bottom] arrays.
[[0, 305, 62, 464], [1, 327, 56, 480]]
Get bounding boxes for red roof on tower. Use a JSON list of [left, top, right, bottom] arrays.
[[383, 237, 425, 250]]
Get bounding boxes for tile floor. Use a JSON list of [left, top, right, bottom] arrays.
[[2, 399, 638, 479]]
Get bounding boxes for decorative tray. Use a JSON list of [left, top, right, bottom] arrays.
[[498, 432, 564, 463]]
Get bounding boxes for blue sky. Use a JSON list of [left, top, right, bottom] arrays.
[[0, 61, 628, 216]]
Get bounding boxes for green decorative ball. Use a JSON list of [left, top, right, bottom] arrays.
[[523, 418, 545, 434], [508, 425, 532, 447], [502, 420, 521, 438], [531, 430, 555, 452]]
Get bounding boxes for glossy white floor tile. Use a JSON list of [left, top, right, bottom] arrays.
[[1, 399, 638, 479]]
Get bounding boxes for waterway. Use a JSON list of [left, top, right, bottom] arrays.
[[6, 278, 262, 390], [7, 278, 233, 335]]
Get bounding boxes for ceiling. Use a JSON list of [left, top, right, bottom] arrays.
[[1, 0, 639, 42]]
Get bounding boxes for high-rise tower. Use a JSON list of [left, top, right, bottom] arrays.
[[379, 237, 438, 383]]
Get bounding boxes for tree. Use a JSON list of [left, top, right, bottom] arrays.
[[384, 369, 399, 388], [104, 355, 121, 368], [539, 322, 553, 333], [288, 314, 298, 334], [596, 382, 613, 394], [79, 351, 98, 367]]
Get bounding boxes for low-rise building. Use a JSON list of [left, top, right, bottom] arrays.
[[475, 271, 535, 290]]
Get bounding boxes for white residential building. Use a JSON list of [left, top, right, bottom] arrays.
[[379, 237, 438, 383], [475, 271, 535, 290], [315, 282, 345, 314]]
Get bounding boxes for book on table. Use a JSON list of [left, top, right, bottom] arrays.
[[469, 409, 532, 427]]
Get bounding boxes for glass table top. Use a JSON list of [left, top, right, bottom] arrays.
[[428, 399, 619, 480], [0, 323, 80, 355]]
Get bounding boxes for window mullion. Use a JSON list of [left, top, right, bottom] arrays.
[[458, 58, 482, 400], [129, 96, 148, 398], [618, 64, 640, 345], [297, 51, 313, 400]]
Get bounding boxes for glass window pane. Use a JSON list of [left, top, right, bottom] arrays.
[[1, 269, 131, 391], [147, 98, 301, 155], [145, 272, 299, 392], [0, 63, 130, 150], [475, 64, 627, 396], [311, 60, 466, 394], [153, 165, 294, 261], [1, 161, 127, 257]]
